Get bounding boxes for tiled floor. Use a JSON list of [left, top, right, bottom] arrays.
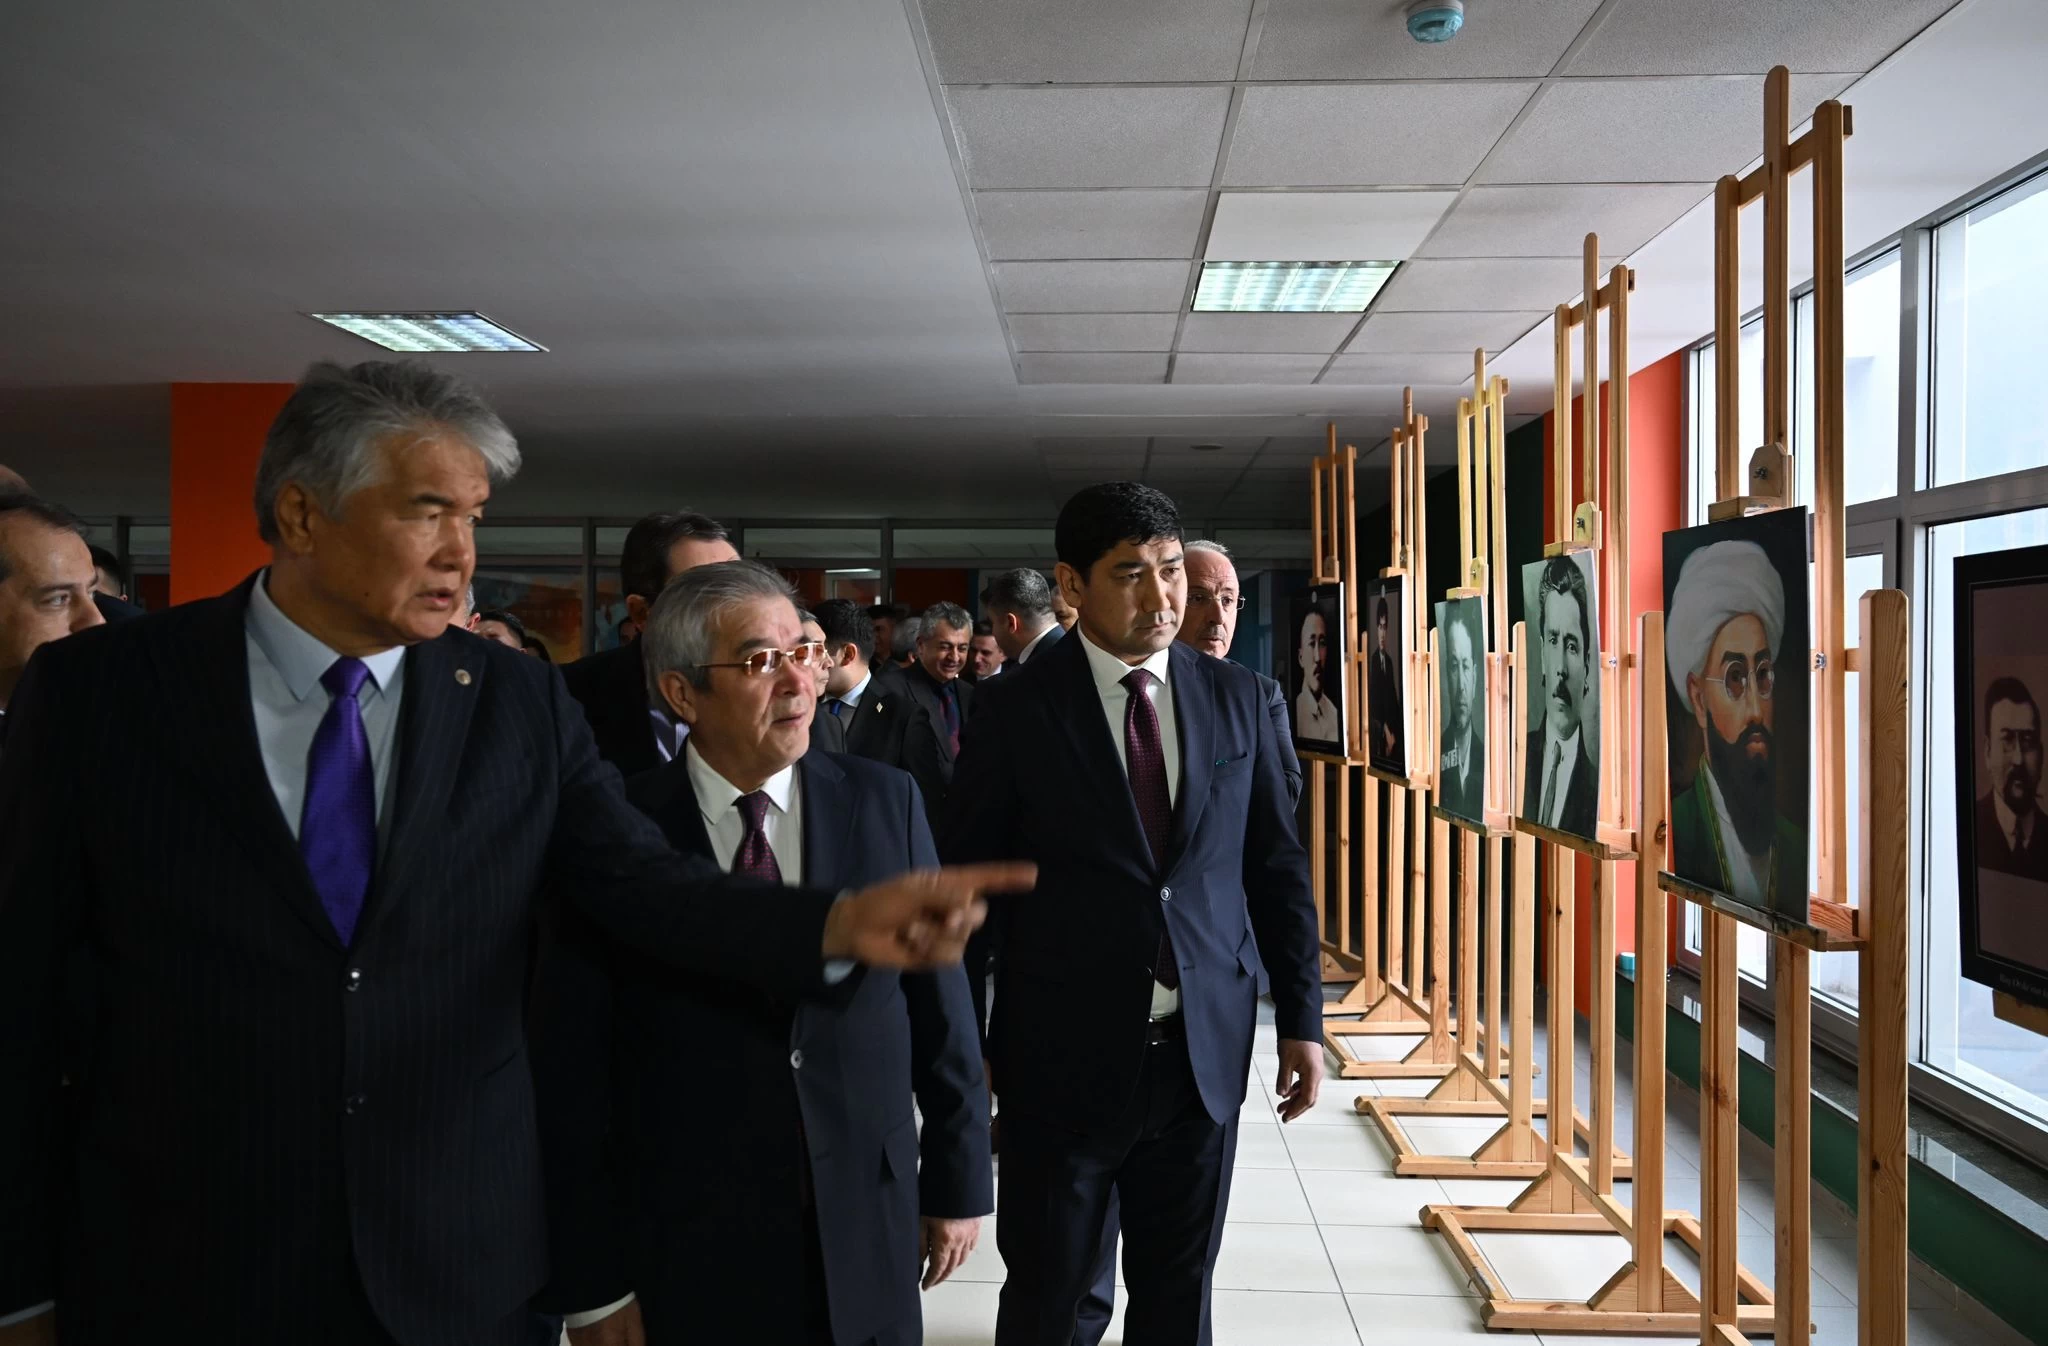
[[919, 1013, 2031, 1345]]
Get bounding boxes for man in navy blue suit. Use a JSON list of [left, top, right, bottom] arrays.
[[534, 561, 991, 1346], [944, 483, 1323, 1346]]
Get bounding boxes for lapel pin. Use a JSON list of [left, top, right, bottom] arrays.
[[454, 669, 473, 687]]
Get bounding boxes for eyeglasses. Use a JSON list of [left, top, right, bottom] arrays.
[[697, 641, 828, 677], [1188, 590, 1245, 612], [1703, 659, 1775, 703]]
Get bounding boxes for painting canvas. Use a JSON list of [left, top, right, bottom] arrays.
[[1954, 544, 2048, 1009], [1519, 551, 1601, 840], [1365, 576, 1407, 776], [1662, 509, 1810, 924], [1288, 583, 1347, 756], [1434, 596, 1487, 825]]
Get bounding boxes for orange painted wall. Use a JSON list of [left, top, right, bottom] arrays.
[[892, 568, 972, 615], [170, 383, 294, 603], [1539, 350, 1686, 1012]]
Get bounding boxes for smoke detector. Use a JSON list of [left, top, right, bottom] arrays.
[[1406, 0, 1464, 43]]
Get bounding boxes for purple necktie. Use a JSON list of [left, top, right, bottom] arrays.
[[301, 657, 376, 946], [1123, 668, 1179, 991], [734, 792, 782, 882]]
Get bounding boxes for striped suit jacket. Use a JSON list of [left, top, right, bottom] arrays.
[[0, 575, 843, 1345]]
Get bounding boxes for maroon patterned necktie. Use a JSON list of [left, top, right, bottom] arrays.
[[733, 791, 781, 882], [1122, 668, 1179, 991]]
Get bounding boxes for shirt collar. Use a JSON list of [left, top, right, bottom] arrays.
[[1077, 626, 1171, 696], [1543, 723, 1581, 762], [839, 670, 873, 707], [685, 740, 797, 819], [1016, 623, 1056, 664], [1992, 792, 2033, 848], [247, 571, 406, 702]]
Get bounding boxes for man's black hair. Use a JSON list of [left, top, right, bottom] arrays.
[[1985, 676, 2040, 734], [1536, 554, 1592, 656], [619, 511, 731, 602], [815, 599, 876, 663], [1054, 482, 1181, 576], [475, 608, 528, 645], [865, 602, 911, 624]]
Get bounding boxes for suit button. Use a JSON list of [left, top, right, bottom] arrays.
[[790, 1050, 804, 1070], [344, 1093, 366, 1115], [345, 968, 363, 992], [1159, 886, 1173, 902]]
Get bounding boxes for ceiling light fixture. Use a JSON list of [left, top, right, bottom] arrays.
[[1406, 0, 1465, 43], [1191, 261, 1396, 313], [308, 311, 546, 353]]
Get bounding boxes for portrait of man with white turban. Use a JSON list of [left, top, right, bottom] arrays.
[[1663, 516, 1810, 921]]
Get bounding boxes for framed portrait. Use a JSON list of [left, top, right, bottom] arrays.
[[1953, 543, 2048, 1009], [1288, 583, 1348, 755], [1519, 551, 1601, 841], [1662, 509, 1810, 924], [1364, 577, 1408, 776], [1434, 596, 1487, 825]]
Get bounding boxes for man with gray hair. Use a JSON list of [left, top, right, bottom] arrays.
[[0, 359, 1028, 1345], [1666, 538, 1804, 913], [898, 603, 975, 829], [981, 568, 1064, 667], [533, 560, 992, 1346]]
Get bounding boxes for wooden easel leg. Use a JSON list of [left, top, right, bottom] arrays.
[[1388, 786, 1408, 990], [1860, 590, 1910, 1346], [1485, 834, 1504, 1082], [1511, 836, 1537, 1162], [1701, 912, 1741, 1339], [1457, 828, 1479, 1063], [1590, 859, 1617, 1194], [1430, 815, 1453, 1062], [1545, 843, 1576, 1208], [1775, 944, 1813, 1343], [1363, 771, 1383, 1002]]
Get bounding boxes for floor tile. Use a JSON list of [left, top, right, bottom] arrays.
[[1213, 1222, 1342, 1292], [1205, 1288, 1361, 1345], [1337, 1034, 1425, 1063], [1370, 1076, 1442, 1097], [1281, 1120, 1397, 1172], [1223, 1166, 1314, 1224], [1286, 1089, 1385, 1127], [1303, 1170, 1446, 1225], [1233, 1121, 1294, 1169], [1321, 1224, 1479, 1298], [1470, 1229, 1631, 1302], [920, 1278, 1003, 1345], [1398, 1118, 1499, 1158], [1341, 1291, 1492, 1343], [1433, 1177, 1533, 1208]]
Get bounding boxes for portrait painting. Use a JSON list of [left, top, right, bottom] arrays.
[[1289, 583, 1347, 755], [1365, 576, 1407, 776], [1434, 596, 1487, 825], [1662, 510, 1810, 923], [1519, 551, 1601, 840]]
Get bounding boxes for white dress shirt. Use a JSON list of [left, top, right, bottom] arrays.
[[1076, 629, 1181, 1018], [829, 669, 875, 716], [1295, 690, 1340, 743], [1701, 763, 1772, 909], [1014, 623, 1058, 665], [1537, 725, 1582, 829]]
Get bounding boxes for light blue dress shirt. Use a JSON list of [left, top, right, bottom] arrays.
[[245, 573, 408, 837]]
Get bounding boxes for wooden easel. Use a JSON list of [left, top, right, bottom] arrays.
[[1323, 392, 1465, 1080], [1423, 236, 1739, 1335], [1357, 354, 1613, 1177], [1307, 424, 1364, 986], [1664, 67, 1909, 1346]]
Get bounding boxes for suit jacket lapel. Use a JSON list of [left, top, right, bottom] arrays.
[[1042, 630, 1152, 863], [154, 574, 343, 950], [359, 635, 483, 942], [1166, 643, 1215, 870], [797, 752, 857, 891]]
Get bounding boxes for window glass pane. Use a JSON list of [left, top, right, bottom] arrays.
[[472, 567, 589, 664], [474, 524, 584, 556], [1844, 254, 1903, 504], [1924, 508, 2048, 1129], [893, 528, 1053, 561], [1811, 548, 1888, 1012], [742, 527, 882, 560], [1687, 317, 1766, 523], [1933, 172, 2048, 487]]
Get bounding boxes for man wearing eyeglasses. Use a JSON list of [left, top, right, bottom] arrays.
[[1666, 539, 1805, 916], [532, 560, 992, 1346]]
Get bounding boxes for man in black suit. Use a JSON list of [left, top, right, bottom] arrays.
[[561, 511, 738, 777], [815, 599, 917, 765], [944, 482, 1323, 1346], [0, 360, 1026, 1346], [1438, 608, 1485, 821], [867, 602, 910, 673], [981, 569, 1064, 669], [534, 562, 992, 1346], [800, 608, 845, 755], [896, 602, 975, 823], [0, 492, 104, 731], [1523, 555, 1597, 838], [1367, 595, 1404, 770], [1977, 677, 2048, 882]]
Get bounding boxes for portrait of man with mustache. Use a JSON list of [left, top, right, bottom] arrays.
[[1665, 530, 1809, 921], [1974, 676, 2048, 883], [1366, 582, 1406, 775], [1522, 553, 1599, 839], [1435, 596, 1486, 824]]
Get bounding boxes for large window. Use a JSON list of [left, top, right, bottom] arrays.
[[1683, 163, 2048, 1161]]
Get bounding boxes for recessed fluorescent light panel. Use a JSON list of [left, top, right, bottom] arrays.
[[1191, 261, 1395, 313], [310, 312, 545, 353]]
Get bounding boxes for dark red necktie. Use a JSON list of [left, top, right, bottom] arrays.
[[733, 792, 781, 882], [1122, 668, 1179, 991], [941, 680, 961, 757]]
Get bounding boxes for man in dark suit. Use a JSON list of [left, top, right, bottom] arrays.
[[982, 569, 1064, 669], [534, 562, 992, 1346], [944, 482, 1323, 1346], [561, 511, 738, 777], [1438, 608, 1485, 822], [800, 608, 845, 755], [1367, 595, 1404, 771], [1977, 677, 2048, 882], [0, 492, 104, 731], [815, 599, 917, 766], [0, 360, 1026, 1346], [896, 602, 975, 824], [1523, 555, 1598, 838]]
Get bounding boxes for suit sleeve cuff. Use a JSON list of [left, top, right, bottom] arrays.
[[563, 1292, 636, 1330], [0, 1303, 54, 1328]]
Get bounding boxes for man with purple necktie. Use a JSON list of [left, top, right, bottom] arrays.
[[0, 360, 1030, 1346]]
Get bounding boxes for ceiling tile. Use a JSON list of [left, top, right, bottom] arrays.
[[1251, 0, 1604, 80], [1017, 353, 1169, 384], [976, 190, 1208, 260], [948, 87, 1232, 189], [1178, 312, 1359, 353], [1320, 352, 1480, 385], [1375, 257, 1595, 312], [1009, 313, 1181, 351], [1564, 0, 1962, 76], [1204, 190, 1457, 261], [1416, 183, 1711, 258], [1480, 75, 1856, 184], [1149, 436, 1266, 456], [921, 0, 1255, 83], [1171, 353, 1329, 383], [1223, 83, 1538, 187], [994, 260, 1193, 312], [1345, 311, 1546, 354]]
